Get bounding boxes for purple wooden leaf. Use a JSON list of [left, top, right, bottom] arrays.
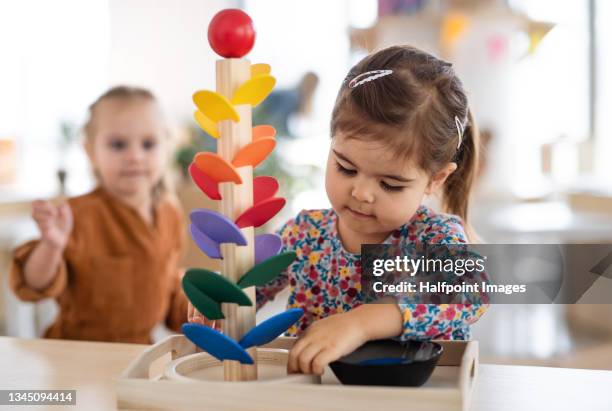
[[190, 209, 247, 245], [254, 234, 282, 265], [190, 223, 221, 259]]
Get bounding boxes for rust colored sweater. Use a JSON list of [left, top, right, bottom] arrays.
[[9, 187, 189, 343]]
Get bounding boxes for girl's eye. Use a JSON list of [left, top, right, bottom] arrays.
[[380, 181, 404, 192], [109, 139, 126, 151], [143, 139, 157, 150], [336, 162, 357, 176]]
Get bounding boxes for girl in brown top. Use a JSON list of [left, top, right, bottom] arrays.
[[10, 86, 194, 343]]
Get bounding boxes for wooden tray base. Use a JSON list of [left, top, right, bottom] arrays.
[[117, 335, 478, 411]]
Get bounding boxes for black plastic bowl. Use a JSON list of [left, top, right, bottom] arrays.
[[329, 339, 443, 387]]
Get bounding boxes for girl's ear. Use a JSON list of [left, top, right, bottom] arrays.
[[425, 162, 457, 195]]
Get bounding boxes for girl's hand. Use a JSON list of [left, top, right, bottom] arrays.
[[287, 311, 369, 375], [187, 302, 221, 330], [32, 200, 73, 250]]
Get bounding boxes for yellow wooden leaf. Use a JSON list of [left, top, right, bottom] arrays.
[[232, 75, 276, 107], [193, 90, 240, 123], [193, 110, 219, 139], [251, 63, 271, 78]]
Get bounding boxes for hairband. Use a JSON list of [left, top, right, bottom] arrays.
[[348, 70, 393, 89], [454, 115, 465, 149], [349, 69, 465, 150]]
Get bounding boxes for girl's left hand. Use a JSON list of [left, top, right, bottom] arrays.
[[287, 311, 368, 375]]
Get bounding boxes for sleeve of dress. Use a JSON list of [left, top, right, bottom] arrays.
[[395, 216, 490, 341], [9, 240, 68, 302], [165, 203, 189, 333], [255, 213, 302, 310]]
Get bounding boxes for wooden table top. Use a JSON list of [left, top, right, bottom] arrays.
[[1, 336, 611, 411]]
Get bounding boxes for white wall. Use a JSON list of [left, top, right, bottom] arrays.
[[108, 0, 236, 130], [0, 0, 110, 198]]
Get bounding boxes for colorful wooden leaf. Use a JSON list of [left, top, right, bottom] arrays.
[[232, 75, 276, 107], [190, 209, 247, 246], [190, 223, 223, 259], [237, 252, 297, 289], [254, 233, 282, 265], [193, 110, 219, 139], [193, 90, 240, 123], [235, 197, 286, 229], [251, 63, 271, 78], [194, 152, 242, 184], [239, 308, 304, 349], [253, 176, 279, 205], [189, 162, 221, 200], [185, 269, 252, 307], [252, 125, 276, 141], [183, 323, 253, 364], [182, 276, 224, 319], [232, 138, 275, 168]]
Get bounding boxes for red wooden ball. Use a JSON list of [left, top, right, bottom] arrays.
[[207, 9, 255, 58]]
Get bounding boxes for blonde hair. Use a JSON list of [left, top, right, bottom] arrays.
[[83, 85, 171, 201]]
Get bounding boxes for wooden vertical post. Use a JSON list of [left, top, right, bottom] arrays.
[[216, 58, 258, 381]]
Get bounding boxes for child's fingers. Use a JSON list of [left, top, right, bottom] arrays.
[[32, 213, 51, 227], [57, 202, 73, 226], [296, 343, 324, 375], [187, 303, 216, 327], [32, 202, 59, 227], [32, 208, 56, 222], [311, 349, 337, 375], [187, 305, 197, 322], [32, 200, 57, 216], [287, 338, 312, 374]]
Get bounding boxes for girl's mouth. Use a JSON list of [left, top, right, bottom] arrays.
[[347, 207, 374, 219], [120, 171, 148, 177]]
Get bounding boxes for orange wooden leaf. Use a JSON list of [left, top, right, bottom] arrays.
[[194, 152, 242, 184], [252, 125, 276, 141], [232, 138, 276, 168]]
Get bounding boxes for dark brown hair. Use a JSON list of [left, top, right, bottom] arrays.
[[331, 45, 480, 234], [83, 85, 170, 200]]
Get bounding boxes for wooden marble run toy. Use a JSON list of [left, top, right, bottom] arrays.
[[117, 11, 479, 410], [180, 8, 302, 382]]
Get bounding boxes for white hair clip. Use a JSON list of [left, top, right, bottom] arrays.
[[454, 115, 465, 149], [348, 69, 393, 89]]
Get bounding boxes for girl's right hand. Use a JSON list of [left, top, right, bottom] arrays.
[[187, 302, 222, 331], [31, 200, 73, 250]]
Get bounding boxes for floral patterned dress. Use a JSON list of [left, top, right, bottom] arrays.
[[256, 206, 489, 340]]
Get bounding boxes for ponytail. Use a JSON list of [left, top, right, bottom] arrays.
[[441, 109, 480, 242]]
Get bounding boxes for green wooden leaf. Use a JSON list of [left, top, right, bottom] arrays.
[[182, 276, 224, 320], [185, 268, 252, 306], [237, 252, 297, 289]]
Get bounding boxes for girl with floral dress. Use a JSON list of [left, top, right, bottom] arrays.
[[255, 45, 490, 375]]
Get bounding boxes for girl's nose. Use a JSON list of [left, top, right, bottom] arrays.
[[351, 180, 375, 203], [126, 146, 145, 162]]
